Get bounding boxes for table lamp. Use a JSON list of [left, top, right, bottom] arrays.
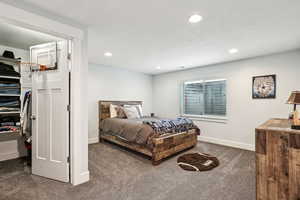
[[287, 91, 300, 130]]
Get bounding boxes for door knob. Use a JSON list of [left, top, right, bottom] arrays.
[[31, 115, 36, 120]]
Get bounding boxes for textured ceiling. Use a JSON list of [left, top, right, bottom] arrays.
[[10, 0, 300, 74]]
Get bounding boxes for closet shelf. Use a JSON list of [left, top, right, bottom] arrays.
[[0, 56, 21, 64], [0, 75, 20, 80], [0, 111, 21, 115], [0, 86, 21, 89], [0, 131, 21, 142], [0, 94, 20, 96], [0, 56, 22, 143]]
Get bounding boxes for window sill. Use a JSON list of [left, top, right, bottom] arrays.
[[181, 114, 228, 124]]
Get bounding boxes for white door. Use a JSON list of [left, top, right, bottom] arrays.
[[30, 41, 70, 182]]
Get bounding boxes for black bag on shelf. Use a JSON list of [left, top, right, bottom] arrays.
[[2, 50, 15, 59], [0, 62, 20, 77]]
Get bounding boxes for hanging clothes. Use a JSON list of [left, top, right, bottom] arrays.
[[22, 90, 32, 142], [22, 90, 32, 166]]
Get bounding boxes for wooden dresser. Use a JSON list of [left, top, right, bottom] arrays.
[[256, 118, 300, 200]]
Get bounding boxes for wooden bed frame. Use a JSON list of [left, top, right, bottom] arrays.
[[98, 101, 198, 165]]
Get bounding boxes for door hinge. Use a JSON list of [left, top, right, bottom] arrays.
[[67, 156, 70, 163], [67, 53, 71, 60], [67, 104, 71, 112]]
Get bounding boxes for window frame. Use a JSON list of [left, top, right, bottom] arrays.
[[180, 78, 228, 122]]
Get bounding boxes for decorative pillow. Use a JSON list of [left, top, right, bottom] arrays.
[[123, 105, 140, 119], [116, 106, 127, 118], [110, 104, 118, 118]]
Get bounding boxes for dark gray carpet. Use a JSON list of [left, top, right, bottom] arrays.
[[0, 142, 255, 200]]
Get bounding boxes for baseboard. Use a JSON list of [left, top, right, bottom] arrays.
[[0, 151, 23, 162], [198, 136, 255, 151], [88, 137, 99, 144]]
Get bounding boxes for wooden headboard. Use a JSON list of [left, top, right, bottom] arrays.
[[98, 100, 142, 121]]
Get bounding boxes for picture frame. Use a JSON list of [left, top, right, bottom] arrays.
[[252, 74, 276, 99]]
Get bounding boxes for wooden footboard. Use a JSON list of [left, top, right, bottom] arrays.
[[151, 129, 197, 165], [99, 134, 153, 157], [99, 129, 197, 165]]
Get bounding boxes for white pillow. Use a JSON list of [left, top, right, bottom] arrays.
[[110, 104, 118, 118], [123, 105, 140, 119], [135, 105, 143, 118], [124, 104, 143, 118]]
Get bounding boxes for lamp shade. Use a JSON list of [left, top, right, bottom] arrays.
[[287, 91, 300, 104]]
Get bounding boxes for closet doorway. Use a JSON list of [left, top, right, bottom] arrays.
[[0, 21, 71, 182]]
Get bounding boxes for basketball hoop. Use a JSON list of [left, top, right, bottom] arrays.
[[21, 62, 58, 72]]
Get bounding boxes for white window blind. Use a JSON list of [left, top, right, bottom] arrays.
[[182, 79, 226, 117]]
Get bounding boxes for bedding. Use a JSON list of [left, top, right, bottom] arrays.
[[99, 117, 199, 149], [143, 117, 199, 135], [100, 117, 153, 147]]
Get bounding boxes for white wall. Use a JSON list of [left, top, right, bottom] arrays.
[[153, 50, 300, 151], [0, 44, 29, 161], [88, 64, 153, 142]]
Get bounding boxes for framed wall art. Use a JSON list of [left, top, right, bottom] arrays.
[[252, 74, 276, 99]]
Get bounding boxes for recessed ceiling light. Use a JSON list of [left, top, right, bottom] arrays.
[[104, 52, 112, 57], [229, 48, 239, 54], [188, 14, 203, 24], [156, 66, 161, 70]]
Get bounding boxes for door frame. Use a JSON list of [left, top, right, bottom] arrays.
[[0, 2, 89, 185]]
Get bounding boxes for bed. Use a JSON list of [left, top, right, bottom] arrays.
[[98, 100, 199, 165]]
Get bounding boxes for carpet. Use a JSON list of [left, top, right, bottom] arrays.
[[0, 142, 255, 200]]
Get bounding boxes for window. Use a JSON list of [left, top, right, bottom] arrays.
[[182, 79, 226, 118]]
